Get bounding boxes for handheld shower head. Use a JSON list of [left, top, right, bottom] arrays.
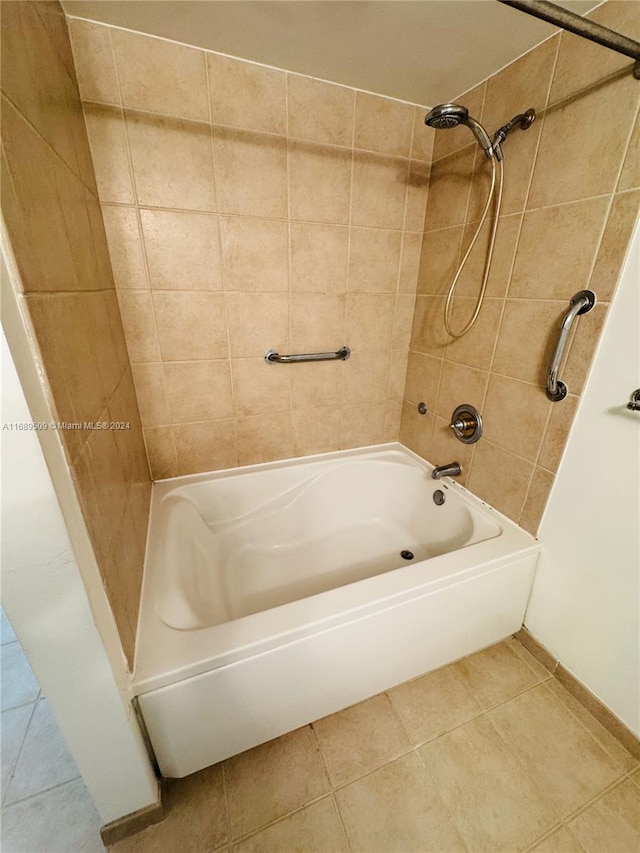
[[425, 103, 494, 159]]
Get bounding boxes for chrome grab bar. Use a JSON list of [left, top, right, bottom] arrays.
[[264, 346, 351, 365], [546, 290, 596, 402]]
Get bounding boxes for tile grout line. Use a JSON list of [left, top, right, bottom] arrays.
[[0, 697, 40, 809], [308, 723, 354, 852]]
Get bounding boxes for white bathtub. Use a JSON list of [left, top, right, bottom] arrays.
[[134, 444, 541, 778]]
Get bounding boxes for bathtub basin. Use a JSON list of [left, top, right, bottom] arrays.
[[134, 443, 541, 777]]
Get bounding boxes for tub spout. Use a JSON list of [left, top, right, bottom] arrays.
[[431, 462, 461, 480]]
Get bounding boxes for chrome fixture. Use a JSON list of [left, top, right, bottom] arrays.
[[449, 404, 483, 444], [546, 290, 596, 401], [431, 462, 462, 480], [627, 389, 640, 412], [433, 489, 446, 506], [425, 103, 494, 159], [417, 402, 428, 415], [498, 0, 640, 79], [265, 346, 350, 365], [424, 102, 534, 339]]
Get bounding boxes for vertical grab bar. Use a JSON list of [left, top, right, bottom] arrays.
[[546, 289, 596, 401]]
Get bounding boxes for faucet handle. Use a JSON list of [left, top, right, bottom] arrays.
[[449, 404, 483, 444]]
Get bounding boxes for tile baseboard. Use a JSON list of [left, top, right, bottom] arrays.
[[99, 782, 164, 847], [515, 627, 640, 762]]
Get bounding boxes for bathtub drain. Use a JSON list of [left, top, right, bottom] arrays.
[[400, 550, 414, 560]]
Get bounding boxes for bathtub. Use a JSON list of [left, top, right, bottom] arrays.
[[134, 443, 541, 778]]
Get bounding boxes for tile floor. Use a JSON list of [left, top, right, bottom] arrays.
[[108, 636, 639, 853], [0, 606, 104, 852]]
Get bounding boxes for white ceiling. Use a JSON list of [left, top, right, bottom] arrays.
[[62, 0, 600, 105]]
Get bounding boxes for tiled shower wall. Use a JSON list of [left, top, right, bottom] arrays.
[[400, 0, 640, 533], [1, 1, 151, 666], [69, 19, 434, 479]]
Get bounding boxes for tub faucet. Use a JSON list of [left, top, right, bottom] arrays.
[[431, 462, 461, 480]]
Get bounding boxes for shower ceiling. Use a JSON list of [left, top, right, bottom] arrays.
[[62, 0, 599, 105]]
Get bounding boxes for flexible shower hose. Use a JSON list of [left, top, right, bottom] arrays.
[[443, 155, 504, 339]]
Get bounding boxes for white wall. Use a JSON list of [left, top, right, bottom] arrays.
[[525, 218, 640, 735], [1, 234, 159, 823]]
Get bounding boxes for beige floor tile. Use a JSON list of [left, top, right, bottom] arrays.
[[419, 716, 557, 852], [335, 752, 465, 852], [529, 826, 582, 852], [1, 703, 33, 799], [568, 779, 640, 853], [233, 796, 348, 852], [489, 684, 622, 817], [4, 698, 80, 805], [505, 637, 553, 681], [225, 726, 329, 839], [1, 777, 103, 852], [632, 768, 640, 787], [111, 766, 226, 852], [0, 642, 39, 711], [452, 640, 544, 710], [387, 665, 481, 745], [312, 694, 410, 787]]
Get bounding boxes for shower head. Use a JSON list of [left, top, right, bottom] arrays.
[[425, 103, 494, 159]]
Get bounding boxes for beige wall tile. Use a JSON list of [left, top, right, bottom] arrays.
[[235, 797, 347, 853], [291, 361, 344, 409], [410, 295, 449, 358], [289, 223, 349, 293], [346, 294, 395, 351], [290, 293, 345, 352], [101, 205, 148, 289], [423, 146, 474, 232], [561, 302, 608, 397], [354, 92, 414, 157], [418, 716, 556, 851], [392, 294, 416, 351], [174, 419, 237, 475], [411, 107, 435, 162], [112, 29, 208, 121], [388, 666, 481, 745], [348, 228, 402, 292], [215, 127, 287, 217], [417, 227, 463, 296], [164, 361, 233, 423], [404, 352, 442, 410], [528, 72, 638, 208], [221, 216, 288, 291], [336, 753, 466, 853], [140, 209, 222, 290], [288, 140, 352, 224], [131, 363, 170, 427], [292, 407, 342, 457], [456, 213, 521, 299], [126, 112, 216, 211], [237, 412, 293, 466], [287, 75, 354, 146], [232, 358, 291, 416], [482, 374, 551, 462], [429, 417, 474, 485], [590, 190, 640, 301], [399, 401, 434, 461], [68, 19, 120, 105], [226, 292, 288, 358], [432, 83, 485, 162], [351, 151, 408, 229], [509, 198, 609, 301], [83, 102, 134, 204], [520, 467, 555, 535], [343, 351, 391, 405], [313, 694, 409, 787], [435, 360, 488, 421], [618, 113, 640, 191], [398, 233, 422, 294], [443, 296, 504, 371], [404, 160, 431, 231], [492, 299, 565, 385], [208, 53, 286, 135], [143, 426, 177, 479], [384, 399, 403, 441], [568, 779, 640, 853], [489, 685, 622, 816], [116, 290, 161, 363], [388, 350, 409, 401], [538, 393, 579, 472], [225, 726, 328, 840], [153, 291, 228, 360], [467, 440, 533, 521], [341, 402, 386, 449]]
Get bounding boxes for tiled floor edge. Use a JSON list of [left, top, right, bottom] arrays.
[[99, 781, 164, 846], [514, 628, 640, 762]]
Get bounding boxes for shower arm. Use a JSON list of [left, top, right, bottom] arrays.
[[497, 0, 640, 79]]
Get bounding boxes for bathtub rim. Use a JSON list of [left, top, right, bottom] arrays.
[[134, 442, 541, 694]]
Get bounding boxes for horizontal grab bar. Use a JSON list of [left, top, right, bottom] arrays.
[[547, 290, 596, 402], [264, 346, 351, 365]]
